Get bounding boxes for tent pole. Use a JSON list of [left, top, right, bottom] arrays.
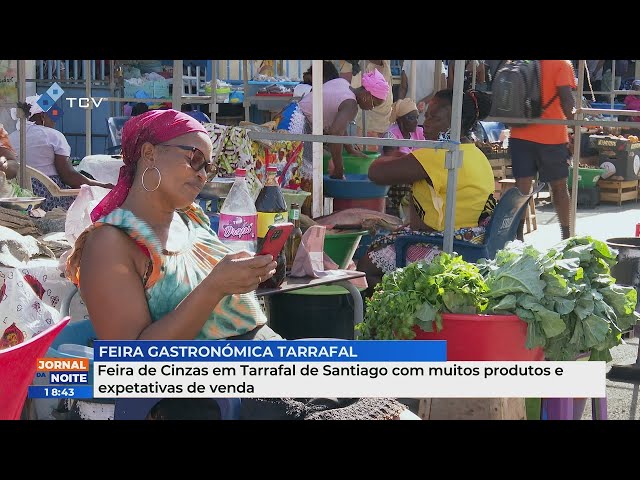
[[409, 60, 416, 102], [172, 60, 183, 112], [570, 60, 585, 238], [311, 60, 324, 218], [18, 60, 27, 190], [84, 60, 92, 156], [442, 59, 465, 254]]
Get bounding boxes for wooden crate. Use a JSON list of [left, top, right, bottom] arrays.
[[598, 179, 638, 206], [418, 398, 527, 420], [489, 158, 511, 180]]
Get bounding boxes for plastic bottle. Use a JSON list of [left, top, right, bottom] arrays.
[[217, 168, 257, 253], [255, 166, 288, 287], [286, 203, 303, 271]]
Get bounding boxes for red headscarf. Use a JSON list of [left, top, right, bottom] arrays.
[[91, 109, 207, 222]]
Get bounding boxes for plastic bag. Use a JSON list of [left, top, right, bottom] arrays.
[[64, 184, 110, 246]]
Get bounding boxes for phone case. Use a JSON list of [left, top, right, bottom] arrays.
[[257, 222, 294, 258]]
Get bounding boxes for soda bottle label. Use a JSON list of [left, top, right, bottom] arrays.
[[218, 213, 257, 242], [289, 208, 300, 220], [257, 211, 289, 238]]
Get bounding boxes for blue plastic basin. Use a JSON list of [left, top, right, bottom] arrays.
[[323, 174, 390, 199]]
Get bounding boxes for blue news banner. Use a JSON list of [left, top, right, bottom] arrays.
[[93, 340, 447, 362], [30, 340, 604, 398], [28, 341, 446, 400]]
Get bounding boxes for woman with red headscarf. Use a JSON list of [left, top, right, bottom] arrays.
[[66, 109, 278, 344]]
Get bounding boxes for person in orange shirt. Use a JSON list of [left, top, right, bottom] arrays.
[[508, 60, 576, 241]]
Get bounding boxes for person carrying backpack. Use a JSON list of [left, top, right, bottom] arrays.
[[507, 60, 576, 241]]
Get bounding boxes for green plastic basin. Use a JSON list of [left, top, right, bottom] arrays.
[[322, 151, 379, 175], [324, 230, 368, 269]]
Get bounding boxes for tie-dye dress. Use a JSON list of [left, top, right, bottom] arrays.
[[67, 203, 267, 339]]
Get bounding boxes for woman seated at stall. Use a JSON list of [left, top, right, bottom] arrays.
[[65, 109, 410, 420], [357, 89, 496, 291], [381, 98, 425, 219], [8, 96, 113, 211]]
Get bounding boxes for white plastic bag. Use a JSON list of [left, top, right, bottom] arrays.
[[64, 185, 110, 246]]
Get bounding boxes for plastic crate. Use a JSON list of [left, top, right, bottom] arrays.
[[590, 102, 626, 118], [568, 167, 605, 189]]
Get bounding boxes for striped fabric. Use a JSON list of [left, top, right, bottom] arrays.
[[95, 204, 267, 339]]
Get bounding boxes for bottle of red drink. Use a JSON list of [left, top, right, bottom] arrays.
[[255, 166, 288, 288]]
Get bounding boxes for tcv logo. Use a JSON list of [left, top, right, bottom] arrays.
[[37, 82, 107, 112]]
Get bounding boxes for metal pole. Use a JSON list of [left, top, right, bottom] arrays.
[[434, 60, 442, 92], [442, 60, 465, 254], [360, 61, 367, 137], [211, 59, 217, 124], [109, 60, 115, 117], [311, 60, 324, 219], [471, 60, 477, 89], [84, 60, 91, 157], [173, 60, 183, 112], [243, 60, 250, 122], [570, 60, 585, 238], [610, 60, 616, 108], [17, 60, 27, 190], [409, 59, 416, 101]]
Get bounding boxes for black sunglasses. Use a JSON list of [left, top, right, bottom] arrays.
[[157, 144, 217, 177]]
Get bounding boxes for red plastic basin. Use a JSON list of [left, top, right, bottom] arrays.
[[413, 313, 544, 361]]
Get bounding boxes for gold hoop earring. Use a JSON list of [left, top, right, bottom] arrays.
[[141, 166, 161, 192]]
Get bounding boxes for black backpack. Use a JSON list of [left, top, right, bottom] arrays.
[[490, 60, 558, 119]]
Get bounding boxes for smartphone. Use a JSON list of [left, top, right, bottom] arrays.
[[256, 222, 294, 258]]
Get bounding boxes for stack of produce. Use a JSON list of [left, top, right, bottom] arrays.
[[360, 237, 640, 361]]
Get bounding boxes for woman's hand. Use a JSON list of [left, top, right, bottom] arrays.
[[344, 143, 368, 158], [330, 164, 345, 179], [209, 251, 277, 295]]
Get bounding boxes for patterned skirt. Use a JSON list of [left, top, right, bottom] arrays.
[[367, 224, 488, 274], [31, 175, 76, 212]]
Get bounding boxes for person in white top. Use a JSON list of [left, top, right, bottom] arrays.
[[9, 95, 112, 211]]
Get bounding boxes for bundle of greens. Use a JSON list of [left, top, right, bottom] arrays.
[[359, 236, 639, 362], [478, 237, 640, 361], [358, 253, 489, 340]]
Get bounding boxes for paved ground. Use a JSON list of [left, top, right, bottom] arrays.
[[525, 194, 640, 420]]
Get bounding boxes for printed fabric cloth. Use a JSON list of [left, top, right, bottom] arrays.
[[0, 257, 86, 350], [206, 122, 305, 200], [367, 220, 490, 274]]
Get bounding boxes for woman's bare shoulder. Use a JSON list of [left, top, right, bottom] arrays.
[[82, 224, 140, 261]]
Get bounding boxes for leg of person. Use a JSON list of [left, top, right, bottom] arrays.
[[508, 138, 538, 241], [537, 143, 571, 240]]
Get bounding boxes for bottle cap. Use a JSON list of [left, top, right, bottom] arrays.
[[235, 168, 246, 177]]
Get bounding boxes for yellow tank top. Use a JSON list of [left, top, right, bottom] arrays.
[[411, 144, 495, 231]]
